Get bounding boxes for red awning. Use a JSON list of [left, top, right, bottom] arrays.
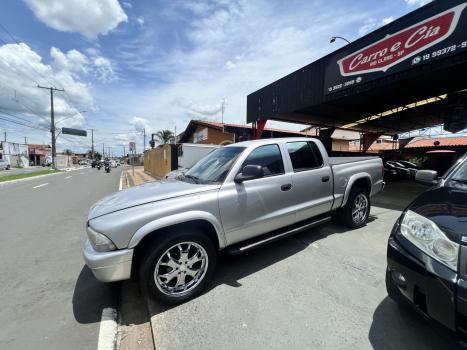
[[426, 150, 457, 154]]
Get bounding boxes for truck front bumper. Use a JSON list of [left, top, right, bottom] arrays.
[[83, 239, 133, 282]]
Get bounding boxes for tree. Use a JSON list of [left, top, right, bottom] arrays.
[[86, 150, 101, 160], [63, 149, 73, 155], [155, 130, 175, 144]]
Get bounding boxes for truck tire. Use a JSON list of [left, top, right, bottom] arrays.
[[338, 187, 370, 228], [139, 229, 216, 304]]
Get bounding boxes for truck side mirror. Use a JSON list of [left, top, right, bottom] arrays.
[[415, 170, 438, 186], [234, 165, 264, 183]]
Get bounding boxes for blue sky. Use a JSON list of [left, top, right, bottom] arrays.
[[0, 0, 432, 155]]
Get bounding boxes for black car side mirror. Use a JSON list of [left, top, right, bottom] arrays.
[[415, 170, 438, 186], [234, 165, 264, 183]]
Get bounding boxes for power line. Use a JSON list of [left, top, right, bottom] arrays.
[[0, 114, 49, 131], [0, 109, 48, 130]]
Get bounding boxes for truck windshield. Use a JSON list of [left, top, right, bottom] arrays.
[[182, 147, 245, 184]]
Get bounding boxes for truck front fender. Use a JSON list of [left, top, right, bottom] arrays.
[[128, 211, 226, 249]]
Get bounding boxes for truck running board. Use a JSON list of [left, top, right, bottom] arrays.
[[226, 215, 332, 255]]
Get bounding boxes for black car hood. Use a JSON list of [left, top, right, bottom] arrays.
[[407, 186, 467, 243]]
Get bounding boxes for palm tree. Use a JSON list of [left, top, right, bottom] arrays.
[[155, 130, 175, 144]]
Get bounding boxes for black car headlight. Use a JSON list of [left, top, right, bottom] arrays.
[[400, 210, 459, 271]]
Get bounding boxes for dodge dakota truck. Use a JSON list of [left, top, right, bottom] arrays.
[[84, 138, 385, 303]]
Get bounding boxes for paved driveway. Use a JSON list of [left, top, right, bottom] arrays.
[[148, 181, 462, 349]]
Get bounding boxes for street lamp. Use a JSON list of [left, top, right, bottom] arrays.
[[330, 36, 350, 45]]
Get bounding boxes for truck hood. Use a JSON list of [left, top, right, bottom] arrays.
[[407, 185, 467, 244], [88, 180, 220, 219]]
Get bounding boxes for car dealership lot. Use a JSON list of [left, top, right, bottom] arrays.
[[147, 181, 462, 350]]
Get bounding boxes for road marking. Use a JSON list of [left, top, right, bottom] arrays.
[[33, 183, 48, 189], [98, 307, 118, 350], [64, 176, 72, 179], [119, 170, 124, 191], [79, 172, 85, 175]]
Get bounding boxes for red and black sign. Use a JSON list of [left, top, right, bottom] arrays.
[[324, 1, 467, 94]]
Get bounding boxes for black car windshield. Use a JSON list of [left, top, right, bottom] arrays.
[[181, 147, 245, 184], [449, 159, 467, 182]]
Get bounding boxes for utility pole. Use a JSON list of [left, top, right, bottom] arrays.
[[143, 128, 146, 153], [38, 85, 64, 170], [91, 129, 94, 159], [102, 143, 105, 158], [24, 136, 27, 144], [123, 146, 126, 157], [3, 131, 6, 142]]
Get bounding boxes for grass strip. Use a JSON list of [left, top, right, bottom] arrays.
[[0, 169, 61, 182]]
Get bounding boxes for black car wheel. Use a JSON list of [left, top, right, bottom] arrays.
[[139, 229, 216, 304]]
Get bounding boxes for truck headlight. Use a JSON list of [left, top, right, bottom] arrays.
[[87, 225, 117, 252], [400, 210, 459, 271]]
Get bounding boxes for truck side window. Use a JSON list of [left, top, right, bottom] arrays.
[[241, 144, 284, 177], [286, 141, 323, 172]]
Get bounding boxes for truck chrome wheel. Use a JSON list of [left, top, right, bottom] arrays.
[[352, 193, 368, 225], [154, 242, 208, 296]]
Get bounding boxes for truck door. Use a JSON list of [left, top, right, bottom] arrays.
[[285, 141, 333, 222], [218, 144, 296, 245]]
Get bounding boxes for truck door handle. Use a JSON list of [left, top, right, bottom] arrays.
[[281, 184, 292, 191], [321, 176, 330, 182]]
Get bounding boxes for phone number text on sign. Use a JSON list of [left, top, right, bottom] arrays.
[[413, 40, 467, 65]]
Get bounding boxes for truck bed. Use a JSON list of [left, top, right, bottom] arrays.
[[329, 156, 379, 165]]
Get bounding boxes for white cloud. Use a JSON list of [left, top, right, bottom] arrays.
[[358, 16, 395, 36], [122, 2, 132, 9], [130, 116, 151, 133], [0, 43, 94, 132], [50, 47, 89, 75], [136, 16, 145, 26], [404, 0, 431, 7], [179, 100, 224, 117], [93, 57, 116, 83], [24, 0, 128, 39], [50, 47, 116, 83], [382, 16, 394, 25], [225, 60, 236, 70]]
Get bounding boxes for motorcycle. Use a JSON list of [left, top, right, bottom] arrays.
[[97, 164, 101, 170], [105, 164, 110, 173]]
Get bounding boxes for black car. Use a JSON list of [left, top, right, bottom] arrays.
[[386, 154, 467, 337], [384, 161, 412, 180]]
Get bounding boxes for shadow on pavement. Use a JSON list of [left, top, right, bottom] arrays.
[[372, 180, 427, 211], [369, 297, 463, 349], [72, 266, 119, 324], [149, 220, 363, 314]]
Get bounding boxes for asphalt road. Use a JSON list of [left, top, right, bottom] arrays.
[[0, 166, 123, 349], [148, 180, 461, 350]]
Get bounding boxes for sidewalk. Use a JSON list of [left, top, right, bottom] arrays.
[[118, 165, 156, 350], [121, 165, 157, 190]]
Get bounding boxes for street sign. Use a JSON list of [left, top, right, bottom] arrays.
[[129, 142, 136, 152], [62, 128, 87, 137]]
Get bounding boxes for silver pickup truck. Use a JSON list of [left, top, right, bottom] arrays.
[[83, 138, 384, 303]]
